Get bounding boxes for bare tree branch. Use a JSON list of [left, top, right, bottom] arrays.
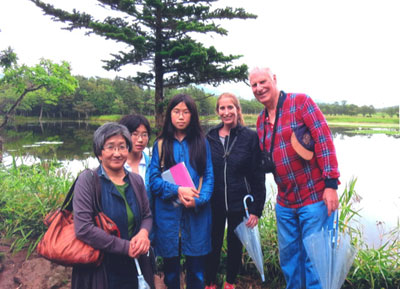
[[0, 85, 44, 130]]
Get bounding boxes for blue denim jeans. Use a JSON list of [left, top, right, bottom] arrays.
[[163, 255, 205, 289], [276, 201, 332, 289]]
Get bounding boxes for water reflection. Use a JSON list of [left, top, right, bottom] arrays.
[[1, 121, 399, 247], [334, 132, 400, 247], [2, 121, 97, 160]]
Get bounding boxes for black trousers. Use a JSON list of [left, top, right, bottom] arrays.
[[205, 206, 244, 285]]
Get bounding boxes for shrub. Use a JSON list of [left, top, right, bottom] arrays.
[[0, 158, 73, 256]]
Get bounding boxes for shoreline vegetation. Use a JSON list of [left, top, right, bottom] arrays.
[[0, 160, 399, 288]]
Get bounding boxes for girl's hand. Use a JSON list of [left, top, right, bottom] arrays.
[[128, 229, 150, 258], [178, 187, 199, 208]]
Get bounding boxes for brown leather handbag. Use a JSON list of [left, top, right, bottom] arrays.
[[37, 169, 120, 266]]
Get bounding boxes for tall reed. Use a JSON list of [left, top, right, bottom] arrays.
[[345, 221, 400, 289], [337, 179, 400, 289]]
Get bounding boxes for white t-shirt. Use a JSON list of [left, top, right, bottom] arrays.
[[124, 151, 147, 182]]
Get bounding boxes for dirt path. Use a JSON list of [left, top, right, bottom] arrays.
[[0, 242, 71, 289]]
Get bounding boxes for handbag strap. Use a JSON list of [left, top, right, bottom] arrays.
[[91, 169, 103, 214], [55, 169, 108, 232], [62, 177, 79, 212], [61, 169, 102, 215], [262, 91, 287, 154]]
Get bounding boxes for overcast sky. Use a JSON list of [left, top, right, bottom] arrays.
[[1, 0, 399, 108]]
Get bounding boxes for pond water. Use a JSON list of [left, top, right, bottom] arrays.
[[1, 121, 399, 248]]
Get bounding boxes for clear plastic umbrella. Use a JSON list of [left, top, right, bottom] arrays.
[[134, 257, 151, 289], [303, 210, 357, 289], [234, 194, 265, 282]]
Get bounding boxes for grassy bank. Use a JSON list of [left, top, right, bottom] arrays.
[[1, 160, 399, 288], [344, 129, 400, 136], [7, 113, 399, 129], [194, 114, 399, 131], [325, 113, 398, 124]]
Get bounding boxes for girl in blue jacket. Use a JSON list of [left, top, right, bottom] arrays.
[[148, 94, 214, 289]]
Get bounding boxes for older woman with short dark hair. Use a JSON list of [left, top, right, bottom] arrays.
[[71, 122, 153, 289]]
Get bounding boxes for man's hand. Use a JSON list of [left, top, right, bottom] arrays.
[[178, 187, 199, 208], [246, 214, 259, 228], [128, 229, 150, 258], [322, 188, 339, 216]]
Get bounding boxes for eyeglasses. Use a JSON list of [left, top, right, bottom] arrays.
[[171, 109, 191, 117], [103, 144, 128, 152], [132, 132, 149, 139]]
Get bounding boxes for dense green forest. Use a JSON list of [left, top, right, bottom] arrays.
[[1, 75, 398, 120], [0, 75, 264, 119]]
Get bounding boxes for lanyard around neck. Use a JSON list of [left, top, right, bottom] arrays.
[[222, 129, 238, 159], [262, 91, 286, 154]]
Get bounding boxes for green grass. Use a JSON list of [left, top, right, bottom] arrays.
[[325, 114, 399, 124], [325, 114, 399, 130], [236, 113, 400, 131], [344, 129, 400, 136], [8, 113, 400, 130], [89, 114, 124, 122]]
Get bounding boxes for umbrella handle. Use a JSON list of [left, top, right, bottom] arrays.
[[331, 209, 339, 248], [134, 258, 142, 275], [243, 194, 254, 219]]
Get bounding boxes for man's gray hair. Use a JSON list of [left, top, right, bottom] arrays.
[[249, 67, 275, 79], [93, 122, 132, 159]]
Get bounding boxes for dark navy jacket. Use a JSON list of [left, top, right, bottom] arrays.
[[207, 123, 266, 217]]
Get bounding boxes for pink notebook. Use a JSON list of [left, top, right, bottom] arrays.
[[161, 162, 195, 206], [161, 162, 195, 188]]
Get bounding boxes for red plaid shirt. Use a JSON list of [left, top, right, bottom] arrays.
[[257, 92, 340, 208]]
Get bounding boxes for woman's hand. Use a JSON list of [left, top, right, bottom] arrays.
[[128, 229, 150, 258], [246, 214, 259, 228], [178, 187, 199, 208]]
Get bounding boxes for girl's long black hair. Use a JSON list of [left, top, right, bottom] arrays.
[[159, 93, 206, 176]]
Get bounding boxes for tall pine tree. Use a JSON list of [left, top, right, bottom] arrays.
[[31, 0, 256, 128]]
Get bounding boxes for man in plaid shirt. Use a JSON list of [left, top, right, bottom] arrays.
[[249, 67, 340, 289]]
